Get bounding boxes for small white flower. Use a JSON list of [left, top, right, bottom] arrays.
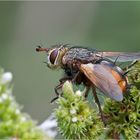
[[72, 117, 78, 122], [1, 72, 13, 84], [15, 109, 20, 114], [70, 109, 76, 115], [1, 93, 8, 100], [21, 117, 26, 122], [75, 90, 82, 96]]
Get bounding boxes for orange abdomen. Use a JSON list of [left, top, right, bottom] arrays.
[[111, 70, 127, 92]]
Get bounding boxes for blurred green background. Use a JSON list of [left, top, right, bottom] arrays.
[[0, 1, 140, 123]]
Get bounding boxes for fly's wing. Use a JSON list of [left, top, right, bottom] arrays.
[[80, 63, 123, 101], [101, 52, 140, 62]]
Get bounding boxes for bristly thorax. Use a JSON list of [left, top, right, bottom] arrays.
[[62, 47, 101, 65]]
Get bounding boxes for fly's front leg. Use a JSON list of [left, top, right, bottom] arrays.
[[53, 71, 81, 102], [51, 77, 73, 103], [59, 77, 73, 83], [51, 83, 63, 103]]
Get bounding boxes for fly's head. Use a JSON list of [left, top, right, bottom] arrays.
[[36, 44, 68, 69]]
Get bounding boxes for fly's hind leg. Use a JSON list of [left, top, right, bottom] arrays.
[[121, 61, 138, 90], [123, 60, 138, 75], [92, 86, 106, 125]]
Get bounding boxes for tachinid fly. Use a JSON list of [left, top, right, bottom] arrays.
[[36, 44, 140, 122]]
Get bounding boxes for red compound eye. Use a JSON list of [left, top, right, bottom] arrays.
[[50, 49, 58, 64]]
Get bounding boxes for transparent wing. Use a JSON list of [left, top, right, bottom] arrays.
[[80, 63, 123, 101], [101, 52, 140, 62]]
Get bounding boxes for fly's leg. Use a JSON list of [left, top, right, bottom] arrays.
[[71, 71, 80, 83], [51, 77, 73, 103], [51, 71, 83, 103], [51, 83, 63, 103], [123, 60, 138, 75], [59, 77, 72, 83], [122, 61, 138, 91], [83, 86, 90, 98], [113, 56, 120, 65], [92, 86, 106, 125]]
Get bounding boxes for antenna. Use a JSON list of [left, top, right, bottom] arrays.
[[36, 45, 49, 52]]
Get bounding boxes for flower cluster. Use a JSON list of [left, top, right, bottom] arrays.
[[0, 68, 47, 140], [103, 61, 140, 139], [55, 81, 103, 140]]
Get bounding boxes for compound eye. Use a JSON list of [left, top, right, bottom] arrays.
[[50, 49, 58, 64]]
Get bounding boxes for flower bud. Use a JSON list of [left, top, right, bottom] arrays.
[[1, 72, 13, 84]]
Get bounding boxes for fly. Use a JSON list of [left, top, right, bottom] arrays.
[[36, 44, 140, 123]]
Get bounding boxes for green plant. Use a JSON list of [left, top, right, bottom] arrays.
[[55, 81, 103, 140], [1, 61, 139, 140], [55, 61, 140, 139], [0, 68, 48, 140], [103, 61, 140, 139]]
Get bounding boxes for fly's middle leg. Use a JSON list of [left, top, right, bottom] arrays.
[[92, 86, 106, 125], [71, 71, 80, 83], [83, 86, 90, 98]]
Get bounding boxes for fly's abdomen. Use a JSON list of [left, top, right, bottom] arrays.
[[111, 69, 127, 92]]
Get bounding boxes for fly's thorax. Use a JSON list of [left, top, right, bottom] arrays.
[[47, 45, 68, 69]]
